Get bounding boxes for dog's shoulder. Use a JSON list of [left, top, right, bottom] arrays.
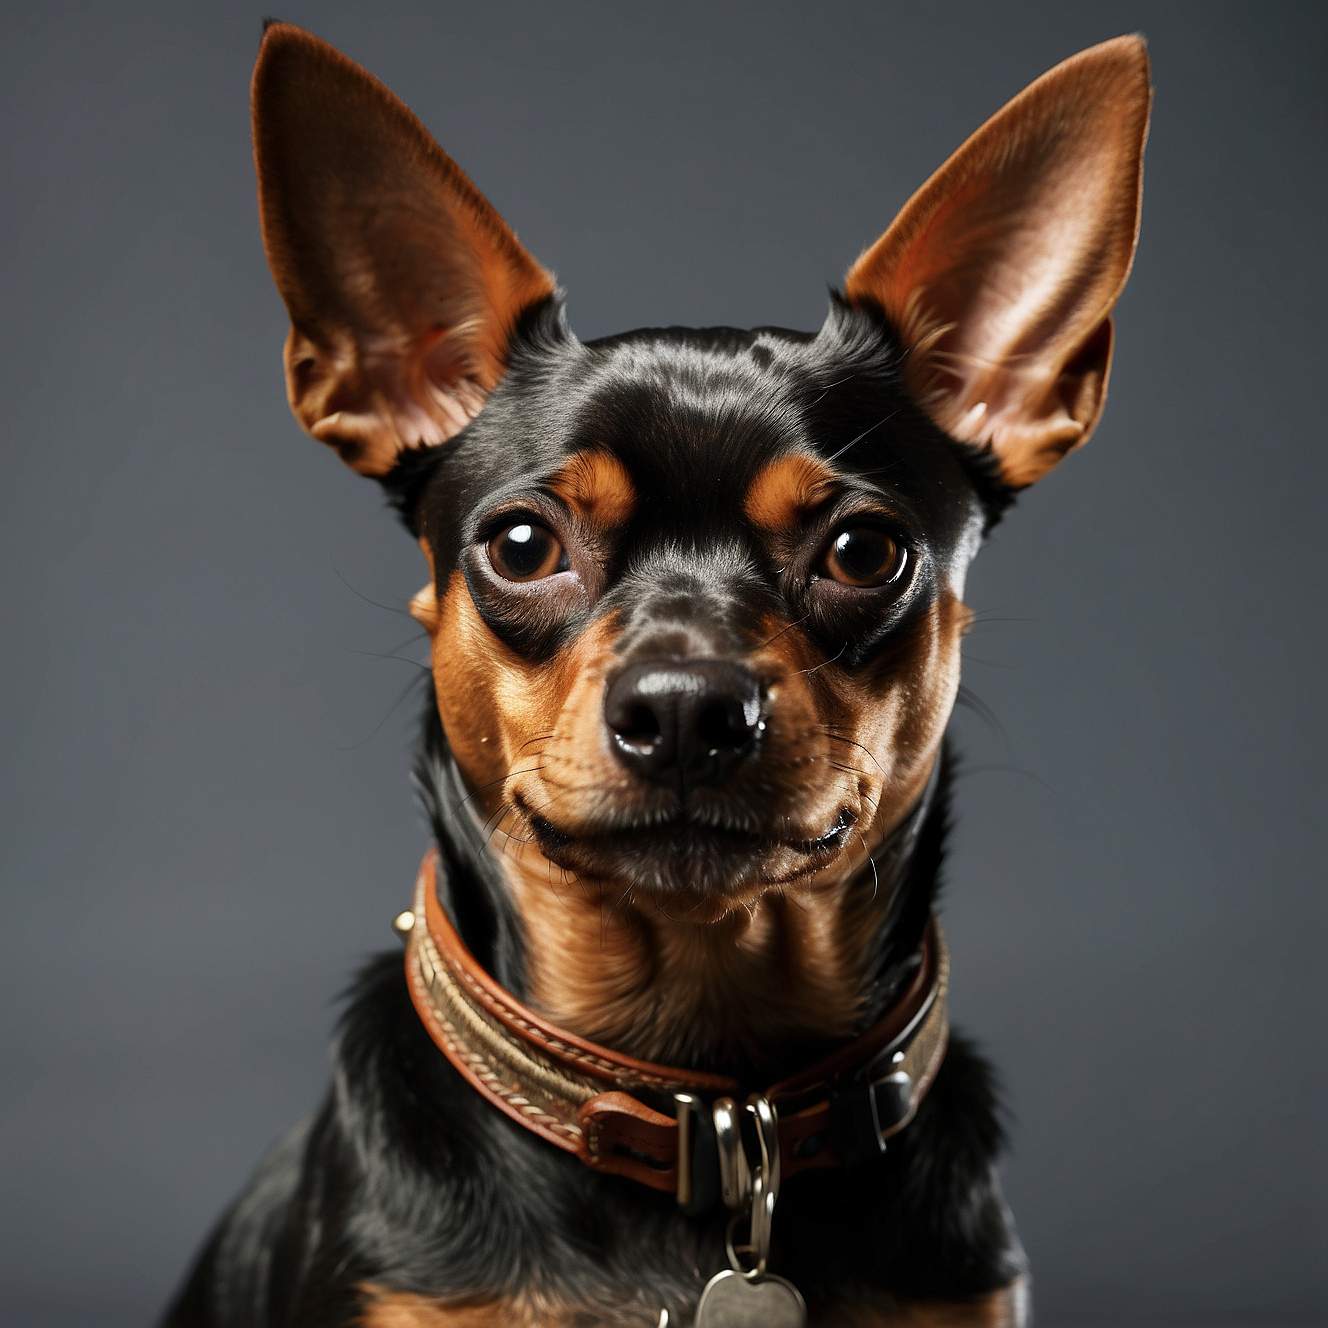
[[160, 1111, 319, 1326]]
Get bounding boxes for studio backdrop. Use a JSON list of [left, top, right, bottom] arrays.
[[1, 3, 1323, 1325]]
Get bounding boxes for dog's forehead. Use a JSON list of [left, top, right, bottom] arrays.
[[552, 328, 985, 552], [566, 329, 820, 496], [428, 320, 985, 564]]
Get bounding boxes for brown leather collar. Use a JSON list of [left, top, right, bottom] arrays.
[[400, 851, 948, 1210]]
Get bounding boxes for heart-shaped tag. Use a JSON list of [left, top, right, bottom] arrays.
[[694, 1268, 807, 1327]]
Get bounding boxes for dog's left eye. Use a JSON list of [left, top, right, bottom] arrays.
[[487, 521, 568, 582], [818, 524, 908, 588]]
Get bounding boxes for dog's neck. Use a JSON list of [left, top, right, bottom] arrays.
[[417, 707, 948, 1080]]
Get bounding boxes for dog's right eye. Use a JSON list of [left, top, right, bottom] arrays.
[[487, 521, 568, 582], [818, 523, 908, 588]]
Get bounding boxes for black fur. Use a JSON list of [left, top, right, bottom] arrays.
[[167, 955, 1021, 1326], [164, 297, 1026, 1325]]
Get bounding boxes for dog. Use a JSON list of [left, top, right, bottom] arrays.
[[163, 22, 1149, 1327]]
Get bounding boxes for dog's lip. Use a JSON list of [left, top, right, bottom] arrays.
[[524, 804, 858, 858]]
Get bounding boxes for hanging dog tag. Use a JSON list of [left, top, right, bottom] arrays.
[[694, 1268, 806, 1328]]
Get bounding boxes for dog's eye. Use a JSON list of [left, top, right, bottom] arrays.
[[819, 524, 907, 588], [487, 521, 567, 582]]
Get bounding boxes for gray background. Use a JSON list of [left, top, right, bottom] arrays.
[[2, 2, 1324, 1324]]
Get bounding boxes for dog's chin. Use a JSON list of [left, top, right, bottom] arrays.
[[523, 806, 859, 916]]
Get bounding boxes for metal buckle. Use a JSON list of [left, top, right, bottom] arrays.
[[868, 1066, 915, 1142], [829, 1050, 917, 1163]]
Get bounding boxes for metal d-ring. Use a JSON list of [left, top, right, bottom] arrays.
[[712, 1097, 751, 1210], [714, 1093, 783, 1279], [743, 1094, 780, 1267], [747, 1095, 780, 1193], [724, 1170, 774, 1280]]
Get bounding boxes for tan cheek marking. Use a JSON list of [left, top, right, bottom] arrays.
[[501, 613, 628, 853], [754, 593, 968, 845], [744, 452, 837, 532], [537, 614, 622, 779], [547, 450, 636, 528], [881, 594, 966, 769], [430, 572, 571, 799]]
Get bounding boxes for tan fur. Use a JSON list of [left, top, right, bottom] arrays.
[[548, 450, 637, 529], [360, 1289, 575, 1327], [423, 569, 593, 800], [744, 452, 838, 532]]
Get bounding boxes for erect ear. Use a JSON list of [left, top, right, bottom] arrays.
[[844, 36, 1151, 488], [251, 24, 556, 477]]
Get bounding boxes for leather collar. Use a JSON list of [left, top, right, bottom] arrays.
[[400, 851, 948, 1211]]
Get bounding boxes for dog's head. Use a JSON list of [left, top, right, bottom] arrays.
[[252, 26, 1148, 917]]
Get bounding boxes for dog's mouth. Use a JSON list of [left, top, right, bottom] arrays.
[[517, 796, 859, 898]]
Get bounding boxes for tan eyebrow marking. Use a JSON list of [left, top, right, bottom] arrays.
[[744, 453, 837, 532], [546, 450, 636, 528]]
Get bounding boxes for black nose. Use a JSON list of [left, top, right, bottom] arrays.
[[603, 659, 764, 788]]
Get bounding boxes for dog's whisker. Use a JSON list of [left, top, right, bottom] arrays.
[[824, 409, 899, 464], [480, 802, 514, 848], [796, 642, 847, 677], [955, 685, 1009, 743], [858, 831, 881, 904], [337, 673, 428, 752], [452, 766, 548, 814], [517, 732, 559, 752], [756, 610, 812, 650], [808, 372, 857, 406], [819, 727, 886, 775], [347, 648, 430, 672], [332, 566, 413, 618]]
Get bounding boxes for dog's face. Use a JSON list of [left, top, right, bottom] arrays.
[[252, 26, 1148, 916], [407, 316, 987, 907]]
